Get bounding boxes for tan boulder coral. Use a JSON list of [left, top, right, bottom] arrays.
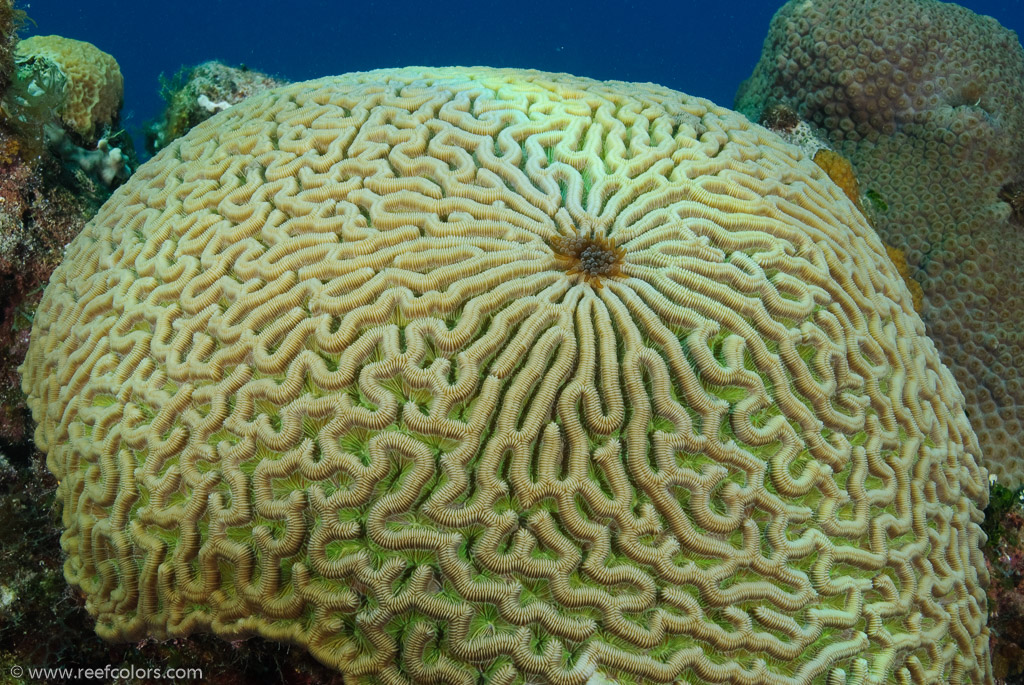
[[21, 66, 991, 683], [15, 35, 122, 142], [735, 0, 1024, 486]]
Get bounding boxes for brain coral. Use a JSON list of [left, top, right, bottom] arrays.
[[21, 67, 991, 684], [735, 0, 1024, 486], [15, 35, 122, 141]]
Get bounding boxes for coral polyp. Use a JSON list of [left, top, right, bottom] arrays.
[[550, 227, 624, 287]]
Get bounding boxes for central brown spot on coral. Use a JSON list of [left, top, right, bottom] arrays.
[[550, 231, 623, 287]]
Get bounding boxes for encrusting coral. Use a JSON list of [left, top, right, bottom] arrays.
[[735, 0, 1024, 487], [21, 66, 991, 684]]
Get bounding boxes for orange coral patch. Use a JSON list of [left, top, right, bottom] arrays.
[[885, 243, 924, 313], [814, 149, 861, 210]]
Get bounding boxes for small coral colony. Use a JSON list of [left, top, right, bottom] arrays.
[[1, 0, 1023, 683]]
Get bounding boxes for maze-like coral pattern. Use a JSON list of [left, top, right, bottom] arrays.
[[734, 0, 1024, 486], [21, 68, 990, 684]]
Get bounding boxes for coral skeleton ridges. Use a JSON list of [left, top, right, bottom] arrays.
[[21, 66, 989, 683]]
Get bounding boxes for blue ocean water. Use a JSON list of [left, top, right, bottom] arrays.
[[17, 0, 1024, 157]]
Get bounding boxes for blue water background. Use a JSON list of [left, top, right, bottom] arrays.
[[18, 0, 1024, 158]]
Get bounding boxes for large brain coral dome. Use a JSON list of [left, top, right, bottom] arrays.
[[21, 67, 991, 684], [735, 0, 1024, 486]]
